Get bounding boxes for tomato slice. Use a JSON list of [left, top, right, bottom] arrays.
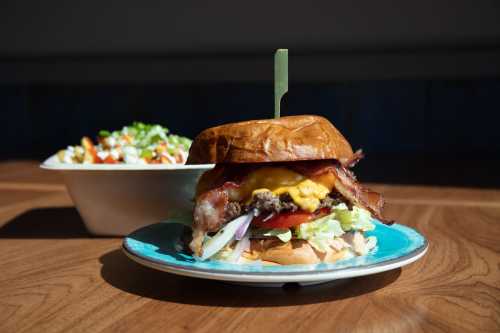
[[252, 211, 312, 229], [252, 208, 330, 229]]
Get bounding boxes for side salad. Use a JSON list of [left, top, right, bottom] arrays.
[[57, 122, 192, 164]]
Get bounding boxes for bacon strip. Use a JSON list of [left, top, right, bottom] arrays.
[[193, 189, 229, 232], [331, 166, 392, 224], [190, 182, 241, 255], [343, 149, 365, 168]]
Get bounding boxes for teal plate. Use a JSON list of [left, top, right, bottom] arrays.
[[123, 220, 427, 286]]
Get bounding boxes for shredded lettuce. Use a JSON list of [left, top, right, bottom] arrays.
[[335, 206, 375, 232], [296, 213, 344, 239], [294, 205, 375, 253], [333, 202, 349, 210], [251, 228, 292, 243], [295, 213, 345, 252]]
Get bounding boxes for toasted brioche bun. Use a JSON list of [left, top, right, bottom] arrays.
[[187, 115, 354, 164], [242, 239, 348, 265]]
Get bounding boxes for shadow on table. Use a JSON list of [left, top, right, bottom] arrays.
[[0, 207, 91, 238], [100, 249, 401, 307]]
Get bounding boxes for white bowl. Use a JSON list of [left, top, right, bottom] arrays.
[[41, 155, 213, 236]]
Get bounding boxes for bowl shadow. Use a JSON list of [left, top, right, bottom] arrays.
[[0, 207, 93, 238], [100, 249, 402, 307]]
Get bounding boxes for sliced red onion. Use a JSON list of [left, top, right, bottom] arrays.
[[228, 233, 251, 263], [234, 211, 254, 240], [200, 214, 249, 261]]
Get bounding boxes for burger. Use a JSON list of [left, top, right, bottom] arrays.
[[186, 115, 392, 265]]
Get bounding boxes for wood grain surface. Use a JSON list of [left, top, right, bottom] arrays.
[[0, 161, 499, 333]]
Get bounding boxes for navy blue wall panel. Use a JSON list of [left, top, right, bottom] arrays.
[[1, 79, 499, 186]]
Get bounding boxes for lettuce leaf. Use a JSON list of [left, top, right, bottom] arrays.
[[335, 206, 375, 232], [296, 213, 344, 239], [295, 213, 345, 252], [252, 228, 292, 242], [294, 205, 375, 253]]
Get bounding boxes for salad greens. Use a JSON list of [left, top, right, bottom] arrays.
[[59, 121, 192, 164], [101, 122, 172, 149], [98, 130, 111, 137]]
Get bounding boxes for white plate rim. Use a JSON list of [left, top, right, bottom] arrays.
[[40, 155, 214, 171]]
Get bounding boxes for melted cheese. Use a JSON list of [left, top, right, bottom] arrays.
[[236, 167, 332, 212]]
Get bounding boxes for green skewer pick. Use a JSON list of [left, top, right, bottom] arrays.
[[274, 49, 288, 118]]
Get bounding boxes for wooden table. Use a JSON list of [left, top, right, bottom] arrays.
[[0, 161, 499, 332]]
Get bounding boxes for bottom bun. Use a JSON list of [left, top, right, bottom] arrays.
[[242, 239, 348, 265]]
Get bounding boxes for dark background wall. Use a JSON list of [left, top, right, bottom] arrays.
[[1, 1, 500, 187], [2, 79, 499, 187]]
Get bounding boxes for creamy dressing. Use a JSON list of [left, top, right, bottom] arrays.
[[110, 149, 120, 160], [97, 151, 109, 160]]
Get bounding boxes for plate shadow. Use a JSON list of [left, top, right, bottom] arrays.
[[100, 249, 402, 307]]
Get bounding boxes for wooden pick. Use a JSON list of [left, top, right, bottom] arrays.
[[274, 49, 288, 118]]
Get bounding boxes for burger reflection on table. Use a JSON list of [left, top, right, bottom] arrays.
[[186, 115, 392, 265]]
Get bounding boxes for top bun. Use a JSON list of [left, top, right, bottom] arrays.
[[187, 115, 354, 164]]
